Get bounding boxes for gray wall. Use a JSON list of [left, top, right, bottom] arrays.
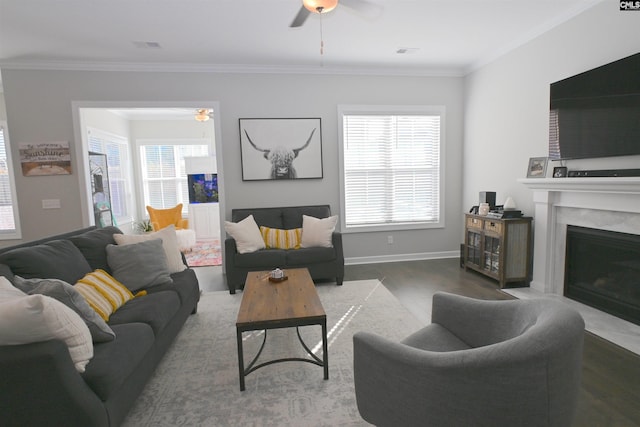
[[0, 70, 465, 261], [463, 1, 640, 219]]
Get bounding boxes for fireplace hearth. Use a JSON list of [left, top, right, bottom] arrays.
[[565, 225, 640, 326]]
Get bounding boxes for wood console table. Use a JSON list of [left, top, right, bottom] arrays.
[[463, 213, 532, 287]]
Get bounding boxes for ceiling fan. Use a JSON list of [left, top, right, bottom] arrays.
[[290, 0, 381, 28], [194, 109, 213, 122]]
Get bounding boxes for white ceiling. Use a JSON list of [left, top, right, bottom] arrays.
[[0, 0, 603, 77]]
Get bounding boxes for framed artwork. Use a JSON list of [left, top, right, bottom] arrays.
[[239, 118, 323, 181], [553, 166, 568, 178], [527, 157, 548, 178], [19, 141, 72, 176]]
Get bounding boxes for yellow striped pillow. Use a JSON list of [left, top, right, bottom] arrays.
[[75, 269, 134, 321], [260, 226, 302, 250]]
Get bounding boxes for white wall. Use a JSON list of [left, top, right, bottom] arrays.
[[463, 1, 640, 220], [0, 70, 465, 260]]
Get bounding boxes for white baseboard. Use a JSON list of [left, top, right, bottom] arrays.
[[345, 251, 459, 265]]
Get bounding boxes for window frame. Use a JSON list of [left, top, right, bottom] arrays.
[[337, 105, 445, 234], [0, 122, 21, 240], [136, 138, 211, 217]]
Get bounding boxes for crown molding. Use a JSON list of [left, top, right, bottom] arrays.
[[0, 60, 465, 78], [464, 0, 604, 75]]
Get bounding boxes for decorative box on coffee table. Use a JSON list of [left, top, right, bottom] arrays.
[[464, 213, 532, 287]]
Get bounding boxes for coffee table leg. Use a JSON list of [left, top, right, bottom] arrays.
[[236, 328, 245, 391], [322, 320, 329, 380]]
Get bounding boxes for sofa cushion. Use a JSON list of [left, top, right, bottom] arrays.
[[0, 276, 23, 300], [0, 239, 92, 284], [0, 264, 15, 282], [225, 215, 266, 254], [301, 215, 338, 248], [113, 225, 187, 274], [260, 226, 302, 249], [69, 226, 121, 272], [232, 208, 285, 229], [106, 239, 174, 292], [282, 205, 331, 228], [75, 270, 135, 321], [285, 246, 336, 265], [0, 293, 93, 373], [108, 291, 180, 335], [401, 323, 472, 352], [13, 276, 115, 343], [81, 322, 155, 401], [148, 268, 199, 304], [235, 249, 287, 269]]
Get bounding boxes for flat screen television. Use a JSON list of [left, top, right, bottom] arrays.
[[549, 52, 640, 160], [188, 173, 218, 203]]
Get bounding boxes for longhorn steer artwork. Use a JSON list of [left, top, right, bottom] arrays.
[[243, 128, 316, 179]]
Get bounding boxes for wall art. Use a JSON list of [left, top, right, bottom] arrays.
[[19, 141, 72, 176], [239, 118, 323, 181]]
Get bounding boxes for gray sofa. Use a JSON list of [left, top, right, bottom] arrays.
[[224, 205, 344, 294], [353, 292, 585, 427], [0, 226, 200, 427]]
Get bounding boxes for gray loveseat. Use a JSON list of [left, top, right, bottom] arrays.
[[224, 205, 344, 294], [0, 226, 200, 427]]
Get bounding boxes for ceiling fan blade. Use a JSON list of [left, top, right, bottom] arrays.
[[340, 0, 382, 18], [290, 6, 311, 27]]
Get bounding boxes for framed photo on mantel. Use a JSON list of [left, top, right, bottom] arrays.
[[527, 157, 548, 178]]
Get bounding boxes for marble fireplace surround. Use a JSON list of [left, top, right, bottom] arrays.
[[512, 176, 640, 355]]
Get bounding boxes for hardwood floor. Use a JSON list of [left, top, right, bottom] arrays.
[[194, 259, 640, 426]]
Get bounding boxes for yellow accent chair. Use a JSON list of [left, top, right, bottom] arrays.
[[146, 204, 189, 231]]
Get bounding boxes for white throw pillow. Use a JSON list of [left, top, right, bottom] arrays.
[[300, 215, 338, 248], [0, 294, 93, 372], [113, 224, 186, 274], [224, 215, 266, 254], [0, 276, 26, 301]]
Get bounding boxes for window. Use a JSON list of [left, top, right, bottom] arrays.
[[339, 106, 444, 232], [139, 141, 209, 215], [0, 123, 21, 239], [87, 128, 133, 226]]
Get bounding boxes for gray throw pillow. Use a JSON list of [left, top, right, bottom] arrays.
[[12, 275, 116, 343], [106, 239, 173, 292]]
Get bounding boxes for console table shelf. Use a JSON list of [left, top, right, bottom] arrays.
[[463, 213, 532, 288]]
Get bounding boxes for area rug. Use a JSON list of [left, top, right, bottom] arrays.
[[122, 280, 424, 426], [184, 239, 222, 267]]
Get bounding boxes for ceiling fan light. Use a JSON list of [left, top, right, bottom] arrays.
[[303, 0, 338, 13], [195, 109, 211, 122]]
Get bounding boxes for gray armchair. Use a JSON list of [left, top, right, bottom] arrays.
[[353, 292, 585, 427]]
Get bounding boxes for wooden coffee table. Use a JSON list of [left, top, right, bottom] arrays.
[[235, 268, 328, 391]]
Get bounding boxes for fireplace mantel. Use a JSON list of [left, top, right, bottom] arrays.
[[518, 177, 640, 295], [518, 177, 640, 194]]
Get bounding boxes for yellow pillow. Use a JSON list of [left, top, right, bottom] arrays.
[[75, 270, 134, 321], [260, 226, 302, 250]]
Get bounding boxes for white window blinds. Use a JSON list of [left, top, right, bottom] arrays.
[[341, 110, 443, 230], [139, 143, 209, 214], [0, 124, 20, 238]]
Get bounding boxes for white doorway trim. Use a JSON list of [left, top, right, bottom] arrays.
[[71, 101, 224, 237]]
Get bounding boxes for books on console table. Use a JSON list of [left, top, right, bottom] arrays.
[[486, 210, 523, 219]]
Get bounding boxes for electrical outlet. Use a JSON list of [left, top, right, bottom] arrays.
[[387, 235, 393, 244], [42, 199, 61, 209]]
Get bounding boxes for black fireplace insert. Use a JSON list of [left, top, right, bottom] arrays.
[[565, 225, 640, 326]]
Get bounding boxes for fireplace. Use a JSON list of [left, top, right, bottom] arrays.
[[565, 225, 640, 326]]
